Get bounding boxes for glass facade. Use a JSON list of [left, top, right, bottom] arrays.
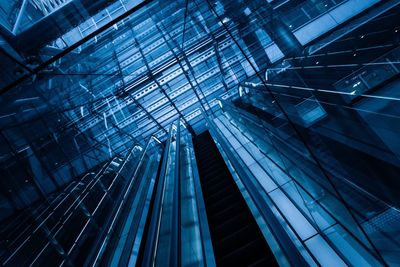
[[0, 0, 400, 266]]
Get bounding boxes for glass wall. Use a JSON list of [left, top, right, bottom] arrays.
[[198, 2, 400, 265], [0, 0, 398, 265], [210, 102, 400, 265]]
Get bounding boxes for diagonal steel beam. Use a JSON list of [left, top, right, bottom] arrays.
[[129, 25, 196, 136], [0, 0, 155, 96], [12, 0, 29, 34], [184, 2, 229, 92], [113, 51, 169, 136], [13, 0, 124, 54], [151, 16, 211, 116]]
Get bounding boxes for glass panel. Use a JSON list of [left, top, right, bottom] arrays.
[[180, 126, 204, 266]]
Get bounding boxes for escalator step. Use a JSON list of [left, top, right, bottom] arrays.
[[194, 131, 278, 267], [206, 194, 241, 214], [210, 202, 246, 223], [216, 224, 259, 255], [206, 187, 235, 203], [248, 256, 278, 267], [219, 238, 267, 266], [213, 212, 251, 239], [203, 177, 229, 188], [203, 186, 231, 200]]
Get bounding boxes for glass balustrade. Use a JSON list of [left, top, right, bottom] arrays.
[[0, 142, 145, 266], [208, 97, 400, 265], [143, 119, 215, 267]]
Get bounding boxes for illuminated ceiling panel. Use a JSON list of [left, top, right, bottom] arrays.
[[1, 0, 357, 154], [0, 0, 256, 149]]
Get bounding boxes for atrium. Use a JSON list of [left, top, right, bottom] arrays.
[[0, 0, 399, 266]]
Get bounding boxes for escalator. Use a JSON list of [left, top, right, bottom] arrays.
[[194, 131, 278, 267]]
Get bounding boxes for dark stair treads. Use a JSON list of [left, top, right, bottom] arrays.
[[194, 131, 278, 267]]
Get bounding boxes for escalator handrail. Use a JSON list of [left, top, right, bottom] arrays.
[[1, 161, 111, 265], [171, 120, 180, 267], [55, 146, 143, 265], [142, 123, 175, 267], [90, 139, 155, 266], [207, 117, 309, 267], [187, 135, 217, 267]]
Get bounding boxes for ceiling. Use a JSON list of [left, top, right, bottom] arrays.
[[0, 0, 267, 154]]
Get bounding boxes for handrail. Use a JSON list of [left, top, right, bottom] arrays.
[[142, 119, 218, 266], [1, 143, 141, 266], [90, 137, 155, 266], [142, 123, 175, 267], [333, 46, 400, 87], [57, 144, 143, 266], [0, 161, 111, 265], [187, 134, 217, 267], [206, 116, 309, 267], [171, 120, 180, 267]]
